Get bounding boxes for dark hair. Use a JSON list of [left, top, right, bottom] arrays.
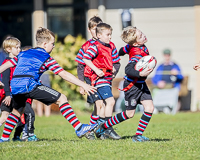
[[88, 16, 103, 29]]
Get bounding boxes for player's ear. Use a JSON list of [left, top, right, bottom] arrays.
[[132, 42, 139, 46], [43, 42, 47, 48], [5, 47, 11, 53]]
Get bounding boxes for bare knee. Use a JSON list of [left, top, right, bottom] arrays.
[[57, 94, 68, 105], [126, 110, 135, 118], [106, 98, 115, 107], [0, 112, 9, 124]]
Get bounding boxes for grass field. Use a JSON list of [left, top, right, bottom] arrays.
[[0, 111, 200, 160]]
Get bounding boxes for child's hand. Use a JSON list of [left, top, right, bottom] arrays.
[[79, 86, 85, 95], [82, 83, 97, 96], [0, 81, 4, 89], [193, 62, 200, 70], [139, 68, 153, 77], [2, 96, 11, 106], [95, 69, 104, 77]]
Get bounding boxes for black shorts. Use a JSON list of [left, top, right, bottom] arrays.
[[124, 81, 152, 110], [85, 77, 100, 103], [1, 98, 24, 113], [12, 85, 61, 110]]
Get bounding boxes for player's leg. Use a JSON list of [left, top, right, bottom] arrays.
[[132, 83, 153, 142], [0, 100, 14, 126], [0, 109, 21, 142], [95, 86, 122, 140], [21, 102, 37, 141], [12, 118, 24, 141], [30, 85, 97, 138], [0, 96, 26, 142], [0, 111, 10, 126]]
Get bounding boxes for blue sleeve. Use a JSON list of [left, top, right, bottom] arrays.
[[152, 64, 163, 85]]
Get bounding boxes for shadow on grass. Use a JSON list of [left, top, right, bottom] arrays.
[[39, 138, 80, 142], [121, 136, 171, 142], [150, 138, 171, 142]]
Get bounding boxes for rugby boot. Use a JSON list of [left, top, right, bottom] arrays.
[[94, 122, 105, 138], [132, 135, 150, 142], [76, 123, 98, 138], [104, 127, 121, 140]]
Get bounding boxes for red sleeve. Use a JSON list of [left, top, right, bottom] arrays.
[[43, 57, 64, 74]]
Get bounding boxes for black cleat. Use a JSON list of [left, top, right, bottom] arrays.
[[104, 128, 121, 140], [94, 122, 105, 138]]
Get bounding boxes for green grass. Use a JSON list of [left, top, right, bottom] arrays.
[[0, 112, 200, 160]]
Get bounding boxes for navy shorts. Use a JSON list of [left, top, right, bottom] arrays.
[[1, 98, 24, 113], [94, 86, 113, 100], [124, 81, 152, 110], [85, 77, 102, 103], [12, 84, 61, 110]]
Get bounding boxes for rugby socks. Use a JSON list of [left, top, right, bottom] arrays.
[[99, 117, 105, 123], [136, 112, 152, 135], [59, 102, 82, 131], [1, 113, 19, 141], [103, 111, 129, 129], [89, 114, 99, 124]]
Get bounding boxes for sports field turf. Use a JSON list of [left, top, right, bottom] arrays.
[[0, 111, 200, 160]]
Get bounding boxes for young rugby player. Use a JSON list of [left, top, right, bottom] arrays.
[[0, 27, 97, 142], [95, 26, 154, 142], [83, 23, 121, 140]]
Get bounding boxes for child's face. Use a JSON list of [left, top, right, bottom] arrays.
[[45, 36, 55, 53], [134, 29, 147, 46], [97, 29, 112, 44], [89, 26, 97, 39], [7, 43, 21, 57]]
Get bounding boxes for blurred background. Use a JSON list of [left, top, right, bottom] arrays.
[[1, 0, 200, 113]]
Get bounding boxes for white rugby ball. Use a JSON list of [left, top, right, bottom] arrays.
[[135, 55, 157, 71]]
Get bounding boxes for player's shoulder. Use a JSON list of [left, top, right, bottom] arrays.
[[109, 41, 116, 48]]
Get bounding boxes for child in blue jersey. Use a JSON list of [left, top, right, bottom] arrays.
[[0, 27, 97, 142], [95, 26, 154, 142], [83, 23, 121, 140]]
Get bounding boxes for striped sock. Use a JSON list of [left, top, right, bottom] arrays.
[[59, 102, 82, 131], [136, 112, 152, 135], [99, 117, 105, 123], [103, 111, 129, 129], [89, 114, 99, 124], [1, 113, 19, 141]]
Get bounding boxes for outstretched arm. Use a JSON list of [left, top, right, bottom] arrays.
[[58, 70, 96, 95]]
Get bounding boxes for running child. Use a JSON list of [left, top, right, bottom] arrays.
[[83, 23, 121, 140], [0, 27, 97, 142], [95, 26, 154, 142]]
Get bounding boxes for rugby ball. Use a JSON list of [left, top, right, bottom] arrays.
[[135, 55, 157, 72]]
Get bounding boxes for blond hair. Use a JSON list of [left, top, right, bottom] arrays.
[[3, 37, 21, 54], [36, 27, 55, 45], [88, 16, 103, 29], [96, 23, 112, 35], [121, 26, 137, 45]]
